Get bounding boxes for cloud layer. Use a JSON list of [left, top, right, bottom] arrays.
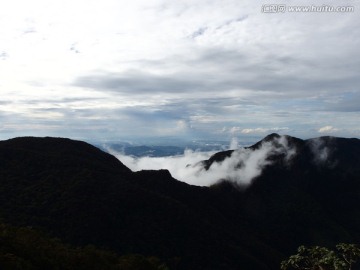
[[111, 135, 297, 186], [0, 0, 359, 140]]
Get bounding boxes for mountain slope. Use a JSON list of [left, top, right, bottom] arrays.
[[0, 135, 360, 269], [0, 136, 279, 270], [201, 134, 360, 250]]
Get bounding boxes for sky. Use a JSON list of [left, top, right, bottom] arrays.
[[1, 0, 359, 143]]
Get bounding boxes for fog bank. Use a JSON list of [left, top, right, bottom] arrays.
[[109, 136, 298, 186]]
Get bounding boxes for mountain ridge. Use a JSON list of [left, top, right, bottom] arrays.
[[201, 133, 360, 175], [0, 134, 360, 269]]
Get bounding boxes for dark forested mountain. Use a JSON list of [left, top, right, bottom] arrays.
[[0, 135, 360, 270], [201, 134, 360, 252]]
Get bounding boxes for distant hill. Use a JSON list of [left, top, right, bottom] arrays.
[[101, 144, 184, 157], [97, 140, 230, 157], [0, 135, 360, 269]]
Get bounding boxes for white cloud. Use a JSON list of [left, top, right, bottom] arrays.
[[241, 128, 269, 134], [229, 137, 239, 149], [308, 137, 330, 164], [318, 126, 339, 133], [111, 149, 216, 186], [0, 0, 359, 140], [110, 135, 297, 186], [224, 127, 290, 135]]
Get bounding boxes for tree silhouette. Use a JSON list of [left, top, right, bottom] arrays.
[[281, 244, 360, 270]]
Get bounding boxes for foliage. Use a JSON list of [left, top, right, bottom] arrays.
[[0, 223, 167, 270], [281, 244, 360, 270], [1, 136, 360, 269]]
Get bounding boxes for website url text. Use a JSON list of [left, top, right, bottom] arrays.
[[262, 5, 355, 13]]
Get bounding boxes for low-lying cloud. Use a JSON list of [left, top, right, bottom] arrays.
[[307, 137, 337, 168], [196, 136, 296, 186], [109, 135, 297, 187], [111, 149, 215, 186]]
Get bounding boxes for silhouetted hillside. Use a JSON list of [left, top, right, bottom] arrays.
[[201, 134, 360, 250], [0, 135, 360, 269]]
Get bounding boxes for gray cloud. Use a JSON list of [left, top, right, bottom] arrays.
[[2, 0, 360, 140], [71, 41, 360, 138], [216, 15, 249, 29], [0, 52, 8, 60], [323, 93, 360, 112], [74, 44, 360, 105], [22, 27, 36, 35], [189, 27, 208, 39], [74, 70, 211, 95]]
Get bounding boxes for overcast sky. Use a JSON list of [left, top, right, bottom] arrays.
[[1, 0, 359, 142]]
